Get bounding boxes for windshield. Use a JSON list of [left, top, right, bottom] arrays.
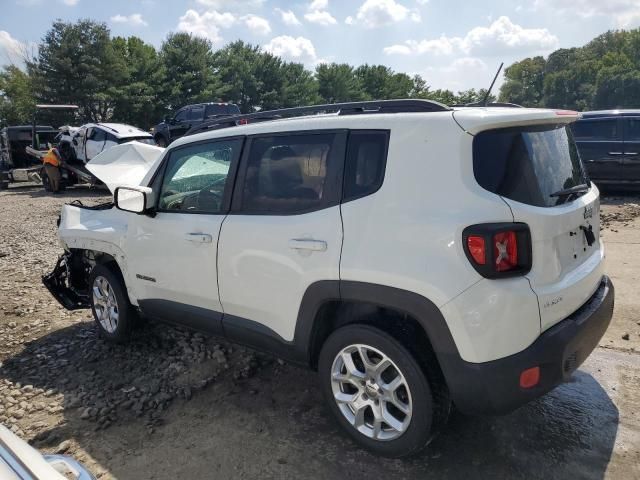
[[473, 124, 588, 207]]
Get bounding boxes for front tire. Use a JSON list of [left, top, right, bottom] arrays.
[[318, 324, 445, 457], [89, 264, 134, 342]]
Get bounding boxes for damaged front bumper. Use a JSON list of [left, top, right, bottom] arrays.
[[42, 254, 90, 310]]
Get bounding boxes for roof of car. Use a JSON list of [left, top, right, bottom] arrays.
[[579, 110, 640, 118], [90, 123, 152, 139], [172, 105, 578, 148]]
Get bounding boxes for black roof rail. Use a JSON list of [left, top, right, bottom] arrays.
[[185, 99, 450, 137], [453, 101, 524, 108]]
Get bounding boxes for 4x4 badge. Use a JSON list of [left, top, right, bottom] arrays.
[[584, 205, 593, 219]]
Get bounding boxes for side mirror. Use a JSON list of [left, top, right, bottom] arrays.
[[165, 116, 175, 125], [115, 186, 153, 214]]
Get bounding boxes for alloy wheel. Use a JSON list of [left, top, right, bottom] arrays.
[[330, 343, 413, 441], [92, 275, 119, 334]]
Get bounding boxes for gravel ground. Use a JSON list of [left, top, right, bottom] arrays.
[[0, 184, 639, 479]]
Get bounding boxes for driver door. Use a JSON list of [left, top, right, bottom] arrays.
[[125, 137, 244, 334]]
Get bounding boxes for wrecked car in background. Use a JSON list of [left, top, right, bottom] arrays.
[[58, 123, 156, 163], [0, 125, 59, 189]]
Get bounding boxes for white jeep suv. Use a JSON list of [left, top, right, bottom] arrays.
[[43, 100, 614, 457]]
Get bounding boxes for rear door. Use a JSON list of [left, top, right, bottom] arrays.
[[474, 124, 603, 332], [622, 116, 640, 183], [218, 131, 346, 343], [572, 117, 623, 185]]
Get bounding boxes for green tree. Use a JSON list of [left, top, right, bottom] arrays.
[[316, 63, 364, 103], [30, 19, 128, 122], [160, 32, 218, 111], [0, 65, 35, 126], [499, 56, 546, 107], [111, 36, 165, 129]]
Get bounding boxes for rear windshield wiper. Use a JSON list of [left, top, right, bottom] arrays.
[[549, 183, 590, 198]]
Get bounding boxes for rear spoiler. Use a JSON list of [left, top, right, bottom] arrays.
[[452, 108, 580, 135]]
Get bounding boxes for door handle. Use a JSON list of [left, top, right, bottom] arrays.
[[289, 239, 327, 252], [608, 151, 623, 155], [184, 233, 213, 243]]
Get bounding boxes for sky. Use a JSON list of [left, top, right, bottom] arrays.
[[1, 0, 640, 92]]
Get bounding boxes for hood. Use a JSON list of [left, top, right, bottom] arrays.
[[86, 141, 165, 194]]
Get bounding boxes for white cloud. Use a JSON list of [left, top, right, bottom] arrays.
[[242, 14, 271, 35], [304, 10, 337, 25], [110, 13, 148, 27], [0, 31, 25, 66], [384, 16, 558, 57], [176, 9, 236, 45], [61, 0, 79, 5], [351, 0, 420, 28], [275, 8, 301, 26], [305, 0, 337, 26], [196, 0, 264, 8], [420, 57, 491, 91], [264, 35, 317, 64], [309, 0, 328, 9], [535, 0, 640, 28]]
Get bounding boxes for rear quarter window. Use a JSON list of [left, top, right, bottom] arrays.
[[473, 124, 588, 207]]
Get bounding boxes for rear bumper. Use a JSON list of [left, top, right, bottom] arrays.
[[448, 275, 614, 415]]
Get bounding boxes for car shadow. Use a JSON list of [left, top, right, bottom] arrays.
[[0, 321, 619, 480]]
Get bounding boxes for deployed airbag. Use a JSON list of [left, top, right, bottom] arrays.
[[86, 141, 165, 194]]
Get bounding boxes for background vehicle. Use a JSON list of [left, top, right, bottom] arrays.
[[152, 102, 240, 147], [0, 125, 58, 189], [572, 110, 640, 190], [44, 100, 613, 458], [0, 424, 94, 479], [58, 123, 155, 163]]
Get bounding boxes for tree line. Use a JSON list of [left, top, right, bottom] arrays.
[[0, 19, 494, 129], [3, 19, 638, 130], [499, 28, 640, 109]]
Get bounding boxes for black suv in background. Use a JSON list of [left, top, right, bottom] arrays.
[[152, 102, 240, 147], [572, 110, 640, 189]]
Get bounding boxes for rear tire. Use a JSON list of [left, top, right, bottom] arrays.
[[89, 264, 135, 342], [318, 324, 447, 458]]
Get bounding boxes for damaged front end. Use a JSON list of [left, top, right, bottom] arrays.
[[42, 251, 92, 310]]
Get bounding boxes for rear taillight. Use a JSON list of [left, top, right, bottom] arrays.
[[463, 223, 531, 278]]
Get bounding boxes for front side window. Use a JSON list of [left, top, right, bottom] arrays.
[[571, 118, 619, 140], [174, 109, 188, 122], [158, 139, 242, 213], [474, 124, 589, 207], [240, 133, 338, 214], [89, 128, 107, 142]]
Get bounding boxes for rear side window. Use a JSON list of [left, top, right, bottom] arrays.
[[571, 119, 619, 140], [474, 124, 588, 207], [625, 117, 640, 141], [343, 131, 389, 202], [89, 128, 107, 142], [239, 133, 341, 214], [189, 105, 205, 121]]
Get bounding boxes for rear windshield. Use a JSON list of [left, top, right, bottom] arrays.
[[473, 124, 588, 207]]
